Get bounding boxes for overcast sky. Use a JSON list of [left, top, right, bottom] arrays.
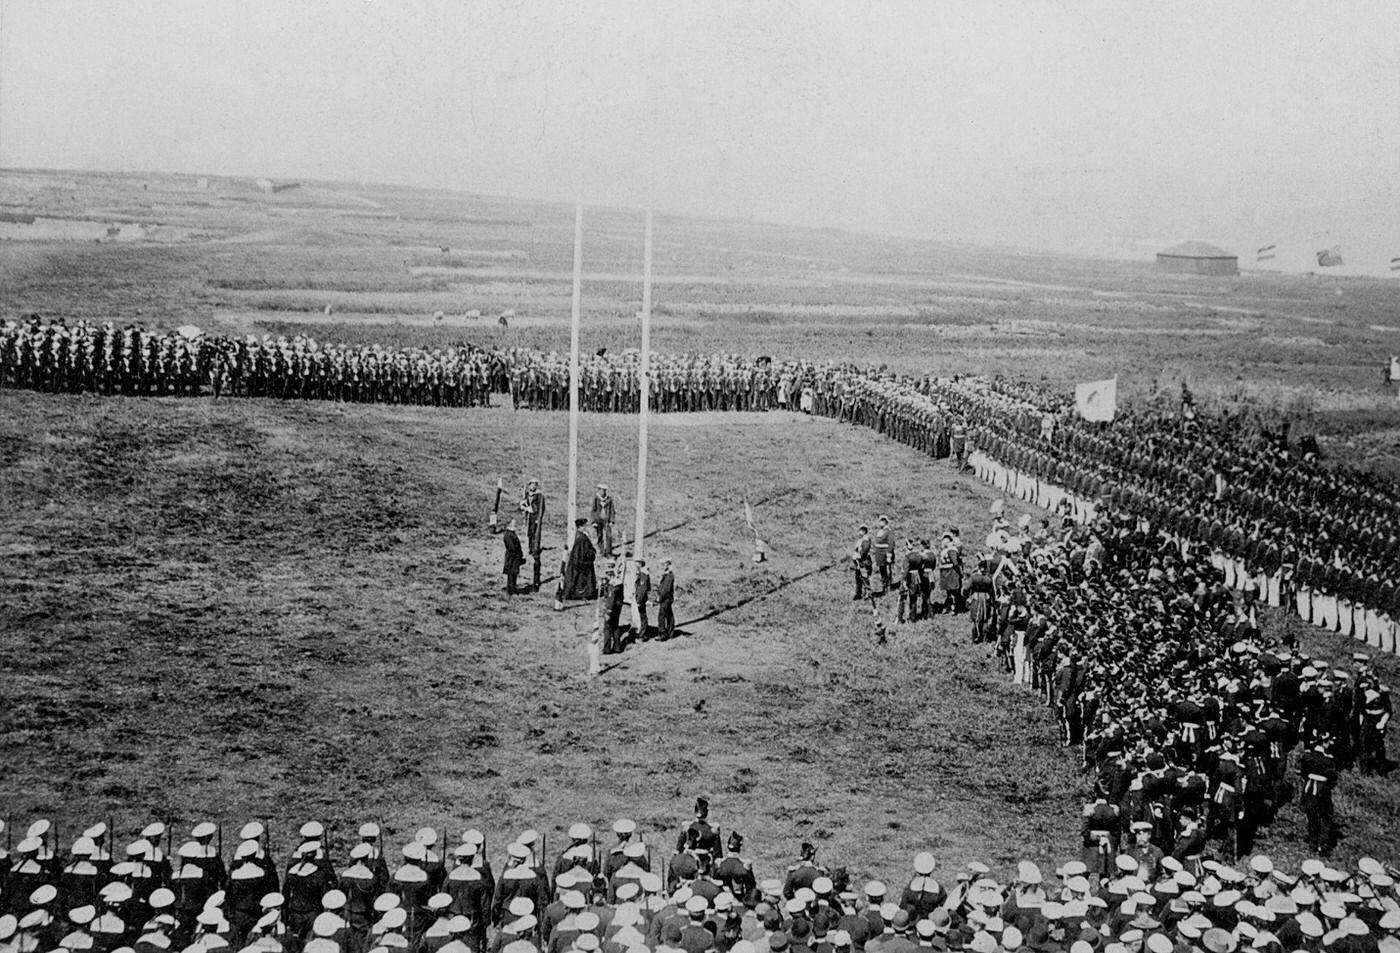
[[4, 0, 1400, 271]]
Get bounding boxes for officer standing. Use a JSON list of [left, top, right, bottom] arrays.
[[502, 519, 526, 596]]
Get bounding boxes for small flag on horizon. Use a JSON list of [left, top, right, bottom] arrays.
[[1316, 249, 1344, 267], [1257, 244, 1276, 262], [1075, 377, 1117, 423], [1390, 256, 1400, 272]]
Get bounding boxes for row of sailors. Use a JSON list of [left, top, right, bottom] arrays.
[[5, 837, 1400, 953]]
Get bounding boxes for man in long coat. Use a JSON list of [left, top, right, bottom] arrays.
[[502, 519, 526, 595]]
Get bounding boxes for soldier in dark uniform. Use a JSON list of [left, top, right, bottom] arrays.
[[656, 559, 676, 641], [714, 834, 756, 908], [502, 519, 526, 596], [524, 480, 546, 592], [676, 799, 721, 858], [1297, 740, 1337, 855], [852, 527, 873, 601], [783, 844, 824, 901]]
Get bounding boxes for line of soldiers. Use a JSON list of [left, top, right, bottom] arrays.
[[0, 318, 504, 408], [819, 370, 1395, 861], [503, 354, 869, 416], [5, 809, 1400, 953]]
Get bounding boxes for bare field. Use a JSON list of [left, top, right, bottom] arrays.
[[3, 169, 1400, 875]]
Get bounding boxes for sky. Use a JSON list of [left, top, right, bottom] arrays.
[[3, 0, 1400, 272]]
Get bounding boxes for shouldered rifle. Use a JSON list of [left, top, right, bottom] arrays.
[[490, 478, 504, 533]]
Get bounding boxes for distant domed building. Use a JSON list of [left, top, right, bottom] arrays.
[[1155, 241, 1238, 276]]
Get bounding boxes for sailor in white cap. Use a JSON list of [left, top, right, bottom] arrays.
[[60, 904, 98, 952], [61, 839, 102, 906], [602, 821, 641, 882], [285, 837, 336, 943], [9, 835, 54, 906], [899, 853, 944, 920], [492, 843, 545, 929], [393, 842, 432, 938], [188, 824, 224, 891], [444, 841, 490, 950], [552, 825, 596, 882]]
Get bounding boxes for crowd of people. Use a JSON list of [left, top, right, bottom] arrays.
[[821, 373, 1395, 863], [3, 803, 1400, 953], [0, 317, 506, 407], [8, 315, 1400, 872]]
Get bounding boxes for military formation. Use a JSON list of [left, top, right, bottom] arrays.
[[4, 805, 1400, 953], [0, 318, 505, 407]]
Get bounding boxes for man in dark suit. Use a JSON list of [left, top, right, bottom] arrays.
[[502, 519, 526, 595], [634, 560, 652, 640], [656, 559, 676, 640]]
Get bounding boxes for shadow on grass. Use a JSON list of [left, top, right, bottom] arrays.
[[678, 559, 842, 628]]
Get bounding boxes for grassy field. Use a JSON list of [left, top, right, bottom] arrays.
[[2, 168, 1400, 878]]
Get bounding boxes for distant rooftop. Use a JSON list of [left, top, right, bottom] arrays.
[[1157, 240, 1236, 259]]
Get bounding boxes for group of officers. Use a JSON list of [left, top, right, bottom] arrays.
[[5, 800, 1400, 953]]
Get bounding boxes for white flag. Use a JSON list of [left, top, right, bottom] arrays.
[[1075, 377, 1117, 423]]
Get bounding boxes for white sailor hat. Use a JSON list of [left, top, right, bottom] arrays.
[[507, 898, 534, 918], [261, 894, 285, 910], [300, 822, 324, 840], [460, 829, 484, 846], [359, 823, 380, 839], [312, 913, 342, 938], [568, 823, 592, 840], [414, 828, 437, 847], [192, 823, 217, 840], [69, 906, 97, 926], [322, 891, 347, 911], [239, 822, 265, 841], [82, 823, 108, 841], [612, 819, 636, 835], [141, 823, 166, 839], [373, 896, 399, 914], [149, 889, 175, 910], [28, 819, 52, 840]]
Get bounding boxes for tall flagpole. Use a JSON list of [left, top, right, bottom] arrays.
[[634, 208, 653, 561], [567, 201, 583, 547]]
